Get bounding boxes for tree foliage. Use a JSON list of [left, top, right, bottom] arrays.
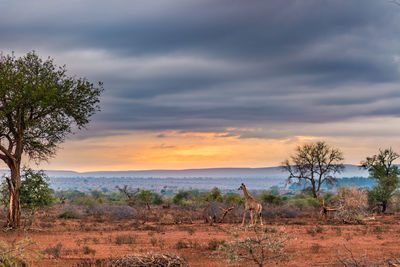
[[360, 148, 400, 213], [0, 51, 102, 227], [136, 190, 154, 209], [172, 190, 190, 204], [282, 141, 344, 198], [206, 187, 222, 202], [0, 169, 54, 210], [0, 52, 103, 161]]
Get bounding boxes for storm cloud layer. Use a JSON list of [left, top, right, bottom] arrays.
[[1, 0, 400, 139]]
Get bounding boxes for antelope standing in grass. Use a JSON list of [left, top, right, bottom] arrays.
[[238, 183, 263, 226]]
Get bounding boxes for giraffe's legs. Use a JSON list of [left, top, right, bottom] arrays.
[[253, 210, 258, 225], [250, 210, 254, 225], [241, 210, 247, 226]]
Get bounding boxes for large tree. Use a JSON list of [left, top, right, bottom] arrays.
[[0, 52, 103, 227], [282, 141, 344, 198], [360, 148, 400, 213]]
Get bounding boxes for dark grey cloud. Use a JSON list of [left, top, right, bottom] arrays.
[[1, 0, 400, 137]]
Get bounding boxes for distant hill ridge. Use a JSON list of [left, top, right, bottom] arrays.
[[0, 164, 369, 178]]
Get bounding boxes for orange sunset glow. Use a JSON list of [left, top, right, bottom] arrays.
[[38, 117, 400, 172]]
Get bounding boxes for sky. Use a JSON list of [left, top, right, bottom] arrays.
[[1, 0, 400, 171]]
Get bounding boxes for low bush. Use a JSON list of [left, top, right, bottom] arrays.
[[82, 246, 96, 255], [224, 195, 245, 204], [43, 243, 62, 259], [115, 234, 137, 245], [207, 239, 225, 250], [159, 214, 175, 225], [58, 210, 79, 219], [262, 204, 299, 219], [72, 196, 97, 206], [90, 203, 137, 219], [175, 239, 189, 249], [219, 226, 289, 266], [110, 253, 189, 267], [288, 197, 320, 209], [0, 238, 37, 266], [261, 192, 284, 205], [334, 186, 368, 224]]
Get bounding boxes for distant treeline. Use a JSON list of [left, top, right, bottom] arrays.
[[288, 177, 375, 190]]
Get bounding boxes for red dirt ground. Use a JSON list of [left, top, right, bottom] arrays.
[[1, 208, 400, 266]]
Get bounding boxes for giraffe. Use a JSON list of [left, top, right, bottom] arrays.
[[320, 199, 337, 220], [238, 183, 263, 226]]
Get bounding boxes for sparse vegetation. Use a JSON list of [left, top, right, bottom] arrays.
[[175, 239, 189, 249], [150, 236, 157, 246], [110, 253, 189, 267], [0, 238, 38, 266], [58, 210, 79, 219], [207, 239, 225, 250], [115, 234, 137, 245], [43, 243, 63, 259], [82, 246, 96, 255], [334, 186, 368, 224], [219, 226, 289, 267]]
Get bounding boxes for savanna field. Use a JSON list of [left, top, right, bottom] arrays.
[[1, 186, 400, 267]]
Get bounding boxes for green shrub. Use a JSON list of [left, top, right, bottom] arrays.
[[224, 195, 245, 204], [90, 190, 106, 200], [0, 238, 37, 266], [288, 197, 319, 208], [72, 196, 97, 206], [0, 169, 55, 210], [261, 191, 284, 205], [173, 190, 190, 204], [205, 187, 222, 202], [152, 193, 163, 205], [58, 210, 79, 219], [137, 190, 155, 208]]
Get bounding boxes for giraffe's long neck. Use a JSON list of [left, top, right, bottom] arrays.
[[242, 187, 252, 200]]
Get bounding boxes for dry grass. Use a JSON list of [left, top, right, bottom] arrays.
[[115, 234, 137, 245], [109, 253, 189, 267], [334, 186, 368, 224]]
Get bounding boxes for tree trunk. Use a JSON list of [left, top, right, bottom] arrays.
[[311, 181, 318, 198], [382, 201, 387, 213], [7, 164, 21, 228]]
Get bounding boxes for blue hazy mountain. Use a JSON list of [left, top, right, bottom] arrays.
[[0, 164, 369, 178], [0, 165, 370, 191]]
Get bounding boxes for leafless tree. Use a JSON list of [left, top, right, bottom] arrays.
[[116, 185, 139, 205], [282, 141, 344, 198]]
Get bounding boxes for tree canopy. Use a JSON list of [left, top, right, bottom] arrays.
[[0, 52, 102, 162], [360, 148, 400, 213], [0, 51, 103, 227], [282, 141, 344, 198]]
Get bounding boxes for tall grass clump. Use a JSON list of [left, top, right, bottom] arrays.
[[334, 186, 368, 224]]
